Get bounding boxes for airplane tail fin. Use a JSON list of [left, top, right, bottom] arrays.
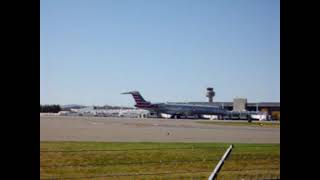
[[121, 91, 152, 107]]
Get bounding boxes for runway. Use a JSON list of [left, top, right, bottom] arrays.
[[40, 116, 280, 143]]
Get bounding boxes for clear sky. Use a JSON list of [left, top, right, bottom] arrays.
[[40, 0, 280, 106]]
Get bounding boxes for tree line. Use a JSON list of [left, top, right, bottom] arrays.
[[40, 104, 61, 113]]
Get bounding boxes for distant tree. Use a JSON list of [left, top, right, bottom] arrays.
[[40, 104, 61, 113]]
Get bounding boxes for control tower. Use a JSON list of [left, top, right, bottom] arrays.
[[206, 87, 215, 103]]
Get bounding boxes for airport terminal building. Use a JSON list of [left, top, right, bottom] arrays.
[[172, 87, 280, 120], [174, 101, 280, 120]]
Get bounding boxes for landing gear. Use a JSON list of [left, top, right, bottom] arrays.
[[247, 115, 252, 123]]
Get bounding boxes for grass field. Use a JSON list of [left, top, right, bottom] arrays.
[[40, 142, 280, 180], [197, 121, 280, 128]]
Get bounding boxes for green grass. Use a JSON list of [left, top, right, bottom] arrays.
[[196, 121, 280, 128], [217, 144, 280, 179], [40, 142, 280, 180]]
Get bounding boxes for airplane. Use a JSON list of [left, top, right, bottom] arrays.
[[121, 91, 230, 119]]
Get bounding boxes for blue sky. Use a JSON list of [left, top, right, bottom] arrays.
[[40, 0, 280, 106]]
